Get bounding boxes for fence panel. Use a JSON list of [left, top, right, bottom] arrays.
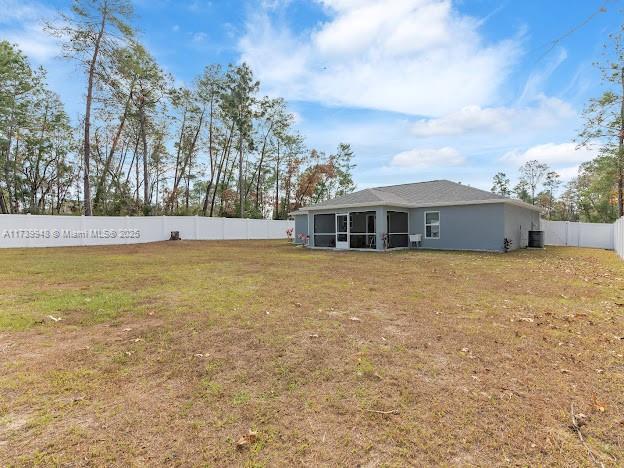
[[0, 214, 294, 249], [615, 217, 624, 259], [542, 220, 614, 249]]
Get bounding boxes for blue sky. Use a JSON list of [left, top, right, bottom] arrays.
[[1, 0, 620, 191]]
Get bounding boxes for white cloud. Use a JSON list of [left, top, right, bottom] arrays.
[[192, 32, 208, 43], [501, 143, 595, 166], [0, 0, 50, 22], [0, 0, 59, 62], [410, 96, 575, 137], [556, 165, 581, 181], [390, 147, 464, 168], [4, 23, 58, 61], [519, 48, 567, 103], [239, 0, 520, 115]]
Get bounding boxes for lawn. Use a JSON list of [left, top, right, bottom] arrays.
[[1, 241, 623, 466]]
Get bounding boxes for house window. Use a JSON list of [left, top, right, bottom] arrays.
[[425, 211, 440, 239]]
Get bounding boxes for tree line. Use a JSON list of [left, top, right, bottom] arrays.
[[491, 156, 620, 223], [0, 0, 355, 218], [491, 24, 624, 224]]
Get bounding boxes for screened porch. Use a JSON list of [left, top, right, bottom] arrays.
[[311, 210, 409, 250]]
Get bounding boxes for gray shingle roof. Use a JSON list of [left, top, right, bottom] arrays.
[[295, 180, 538, 212]]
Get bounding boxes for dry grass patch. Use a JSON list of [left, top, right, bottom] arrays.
[[0, 241, 623, 465]]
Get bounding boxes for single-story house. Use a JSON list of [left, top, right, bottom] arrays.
[[290, 180, 541, 252]]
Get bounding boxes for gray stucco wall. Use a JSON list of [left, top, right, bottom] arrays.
[[293, 214, 308, 244], [503, 204, 541, 249], [297, 202, 539, 252], [409, 204, 506, 251]]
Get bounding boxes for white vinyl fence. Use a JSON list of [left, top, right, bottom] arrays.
[[542, 220, 614, 250], [0, 214, 294, 249], [615, 217, 624, 259]]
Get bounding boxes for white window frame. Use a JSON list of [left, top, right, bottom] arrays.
[[335, 212, 349, 249], [424, 211, 440, 239]]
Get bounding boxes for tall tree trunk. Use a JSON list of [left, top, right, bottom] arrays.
[[209, 122, 234, 217], [618, 66, 624, 218], [169, 107, 187, 213], [201, 99, 216, 216], [251, 124, 273, 209], [0, 191, 7, 214], [55, 156, 61, 214], [170, 109, 204, 213], [202, 181, 213, 216], [125, 133, 140, 186], [135, 140, 140, 204], [12, 136, 19, 212], [155, 165, 160, 213], [94, 90, 132, 212], [140, 103, 149, 208], [83, 9, 108, 216], [284, 156, 293, 215], [3, 106, 15, 213], [184, 156, 191, 211], [238, 132, 244, 218], [273, 140, 280, 219], [31, 103, 49, 214], [221, 151, 237, 215]]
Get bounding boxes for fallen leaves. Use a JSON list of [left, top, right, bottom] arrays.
[[592, 395, 607, 413], [236, 429, 258, 450]]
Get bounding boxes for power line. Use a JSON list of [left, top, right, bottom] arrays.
[[530, 0, 613, 64]]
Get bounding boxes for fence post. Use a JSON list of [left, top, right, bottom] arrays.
[[26, 213, 32, 248], [194, 215, 199, 240], [576, 223, 583, 247], [565, 221, 569, 246], [80, 215, 86, 246]]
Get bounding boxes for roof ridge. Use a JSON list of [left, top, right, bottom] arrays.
[[370, 179, 448, 191], [368, 187, 410, 203], [359, 187, 385, 202]]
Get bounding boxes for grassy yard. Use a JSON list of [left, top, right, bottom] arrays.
[[1, 241, 623, 466]]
